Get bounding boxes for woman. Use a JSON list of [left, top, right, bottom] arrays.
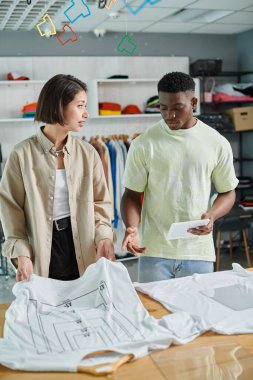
[[0, 74, 114, 281]]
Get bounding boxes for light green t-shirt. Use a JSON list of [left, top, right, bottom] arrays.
[[123, 119, 239, 262]]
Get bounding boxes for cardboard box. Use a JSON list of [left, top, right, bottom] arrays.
[[225, 106, 253, 132]]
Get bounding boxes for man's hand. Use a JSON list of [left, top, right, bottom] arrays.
[[188, 212, 214, 236], [121, 227, 147, 256], [16, 256, 33, 282], [96, 239, 115, 261]]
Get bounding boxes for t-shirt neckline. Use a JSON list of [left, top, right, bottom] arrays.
[[161, 118, 200, 135]]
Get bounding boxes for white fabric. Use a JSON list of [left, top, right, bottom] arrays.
[[135, 263, 253, 335], [0, 258, 204, 372], [53, 169, 70, 220], [214, 83, 248, 96]]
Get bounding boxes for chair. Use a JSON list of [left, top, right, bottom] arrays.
[[214, 215, 252, 271]]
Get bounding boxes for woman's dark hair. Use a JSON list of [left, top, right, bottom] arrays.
[[35, 74, 88, 125], [158, 72, 195, 93]]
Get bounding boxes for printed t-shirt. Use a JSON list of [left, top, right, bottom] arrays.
[[0, 258, 204, 372]]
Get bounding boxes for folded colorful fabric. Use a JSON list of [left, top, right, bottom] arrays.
[[22, 102, 37, 112], [22, 112, 36, 118], [213, 92, 253, 103], [99, 110, 121, 116], [145, 107, 160, 113], [99, 102, 121, 111], [122, 104, 142, 114], [146, 96, 160, 108]]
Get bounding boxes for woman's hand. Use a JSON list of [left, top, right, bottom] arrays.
[[16, 256, 33, 281], [96, 239, 115, 262]]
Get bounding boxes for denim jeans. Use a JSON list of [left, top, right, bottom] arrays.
[[138, 256, 214, 283]]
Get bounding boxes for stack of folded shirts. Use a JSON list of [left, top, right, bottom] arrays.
[[99, 102, 121, 116], [213, 83, 253, 103], [145, 96, 160, 113], [21, 102, 37, 118]]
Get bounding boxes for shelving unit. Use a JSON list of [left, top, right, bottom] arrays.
[[0, 80, 45, 122], [89, 78, 160, 119], [197, 70, 253, 194], [89, 78, 201, 118], [0, 118, 36, 123], [198, 71, 253, 112], [0, 80, 45, 85]]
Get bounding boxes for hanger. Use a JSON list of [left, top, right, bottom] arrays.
[[98, 0, 107, 9], [77, 350, 133, 376]]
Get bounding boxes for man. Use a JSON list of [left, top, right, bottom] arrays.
[[121, 72, 238, 282]]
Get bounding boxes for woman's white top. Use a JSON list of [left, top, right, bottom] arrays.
[[53, 169, 70, 220]]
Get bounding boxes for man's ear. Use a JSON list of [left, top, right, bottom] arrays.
[[191, 97, 198, 111]]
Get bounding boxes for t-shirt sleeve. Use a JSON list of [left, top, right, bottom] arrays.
[[211, 139, 239, 193], [122, 139, 148, 193]]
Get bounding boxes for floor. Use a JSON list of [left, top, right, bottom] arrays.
[[1, 243, 252, 305]]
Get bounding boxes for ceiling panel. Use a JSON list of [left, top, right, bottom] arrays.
[[192, 23, 253, 34], [119, 7, 179, 21], [143, 21, 204, 33], [187, 0, 253, 11], [216, 11, 253, 24], [97, 20, 152, 32], [126, 0, 197, 8], [0, 0, 252, 35]]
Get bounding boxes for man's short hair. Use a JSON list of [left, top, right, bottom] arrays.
[[35, 74, 88, 125], [158, 72, 195, 93]]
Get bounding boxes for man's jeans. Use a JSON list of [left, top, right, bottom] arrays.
[[138, 256, 214, 283]]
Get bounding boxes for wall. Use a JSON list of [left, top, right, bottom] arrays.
[[0, 31, 238, 70], [236, 29, 253, 74], [236, 29, 253, 178], [0, 56, 189, 160]]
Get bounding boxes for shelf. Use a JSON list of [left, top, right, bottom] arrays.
[[237, 158, 253, 162], [91, 114, 161, 119], [201, 100, 253, 105], [90, 78, 201, 117], [213, 71, 253, 77], [0, 80, 45, 85], [96, 79, 158, 83], [0, 115, 161, 123], [0, 118, 36, 123], [196, 71, 253, 77]]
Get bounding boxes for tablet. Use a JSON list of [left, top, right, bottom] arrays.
[[167, 219, 210, 240]]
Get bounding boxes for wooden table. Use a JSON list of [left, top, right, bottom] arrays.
[[1, 292, 253, 379]]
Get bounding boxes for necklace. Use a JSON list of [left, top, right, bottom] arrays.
[[55, 149, 64, 157], [50, 148, 64, 158]]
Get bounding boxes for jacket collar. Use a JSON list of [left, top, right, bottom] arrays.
[[37, 126, 72, 155]]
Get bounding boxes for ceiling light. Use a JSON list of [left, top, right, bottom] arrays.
[[167, 8, 234, 23], [196, 10, 234, 23], [167, 9, 207, 22]]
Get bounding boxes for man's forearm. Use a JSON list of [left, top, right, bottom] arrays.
[[210, 190, 236, 221], [120, 192, 142, 228]]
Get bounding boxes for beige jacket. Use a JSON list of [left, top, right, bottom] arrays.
[[0, 128, 113, 276]]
